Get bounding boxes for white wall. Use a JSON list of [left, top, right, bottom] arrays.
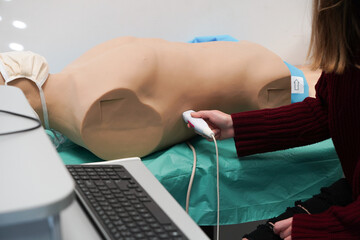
[[0, 0, 312, 73]]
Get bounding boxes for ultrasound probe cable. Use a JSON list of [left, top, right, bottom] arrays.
[[183, 110, 220, 240]]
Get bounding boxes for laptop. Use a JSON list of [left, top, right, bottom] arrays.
[[0, 86, 209, 240]]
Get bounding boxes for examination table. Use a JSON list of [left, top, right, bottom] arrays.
[[57, 133, 342, 226]]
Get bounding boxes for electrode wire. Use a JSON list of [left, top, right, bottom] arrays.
[[0, 109, 41, 135]]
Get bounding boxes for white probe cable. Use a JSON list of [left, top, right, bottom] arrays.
[[212, 134, 220, 240], [185, 138, 220, 240], [182, 110, 220, 240], [185, 141, 197, 213]]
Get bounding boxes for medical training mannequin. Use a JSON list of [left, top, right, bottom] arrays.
[[0, 37, 319, 160]]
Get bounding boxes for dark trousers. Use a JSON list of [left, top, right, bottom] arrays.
[[243, 178, 353, 240]]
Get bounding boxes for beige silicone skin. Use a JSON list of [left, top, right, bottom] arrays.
[[1, 37, 316, 160]]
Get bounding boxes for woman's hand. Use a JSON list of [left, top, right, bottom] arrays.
[[273, 217, 293, 240], [189, 110, 234, 140]]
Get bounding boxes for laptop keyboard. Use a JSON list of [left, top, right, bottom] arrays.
[[66, 165, 188, 240]]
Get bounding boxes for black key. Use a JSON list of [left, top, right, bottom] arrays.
[[94, 180, 105, 186], [115, 180, 128, 190], [164, 224, 175, 231], [159, 233, 169, 239], [117, 171, 131, 180], [139, 197, 151, 202], [169, 231, 181, 237], [134, 233, 145, 238], [143, 202, 171, 224], [84, 180, 96, 188]]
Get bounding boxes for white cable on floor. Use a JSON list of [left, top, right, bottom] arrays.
[[185, 137, 220, 240]]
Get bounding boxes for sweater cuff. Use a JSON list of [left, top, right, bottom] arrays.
[[231, 109, 270, 157]]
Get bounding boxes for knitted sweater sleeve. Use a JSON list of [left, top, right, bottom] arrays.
[[292, 195, 360, 239], [231, 72, 330, 157]]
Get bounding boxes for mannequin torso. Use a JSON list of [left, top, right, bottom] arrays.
[[1, 37, 299, 159]]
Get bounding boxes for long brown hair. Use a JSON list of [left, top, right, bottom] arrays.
[[308, 0, 360, 74]]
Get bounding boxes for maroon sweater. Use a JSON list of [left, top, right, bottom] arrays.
[[231, 67, 360, 239]]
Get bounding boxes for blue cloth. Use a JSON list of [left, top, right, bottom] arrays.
[[188, 35, 239, 43], [284, 61, 309, 103]]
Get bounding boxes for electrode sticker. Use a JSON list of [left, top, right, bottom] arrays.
[[291, 76, 304, 94]]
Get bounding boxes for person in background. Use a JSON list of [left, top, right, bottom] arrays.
[[190, 0, 360, 239]]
